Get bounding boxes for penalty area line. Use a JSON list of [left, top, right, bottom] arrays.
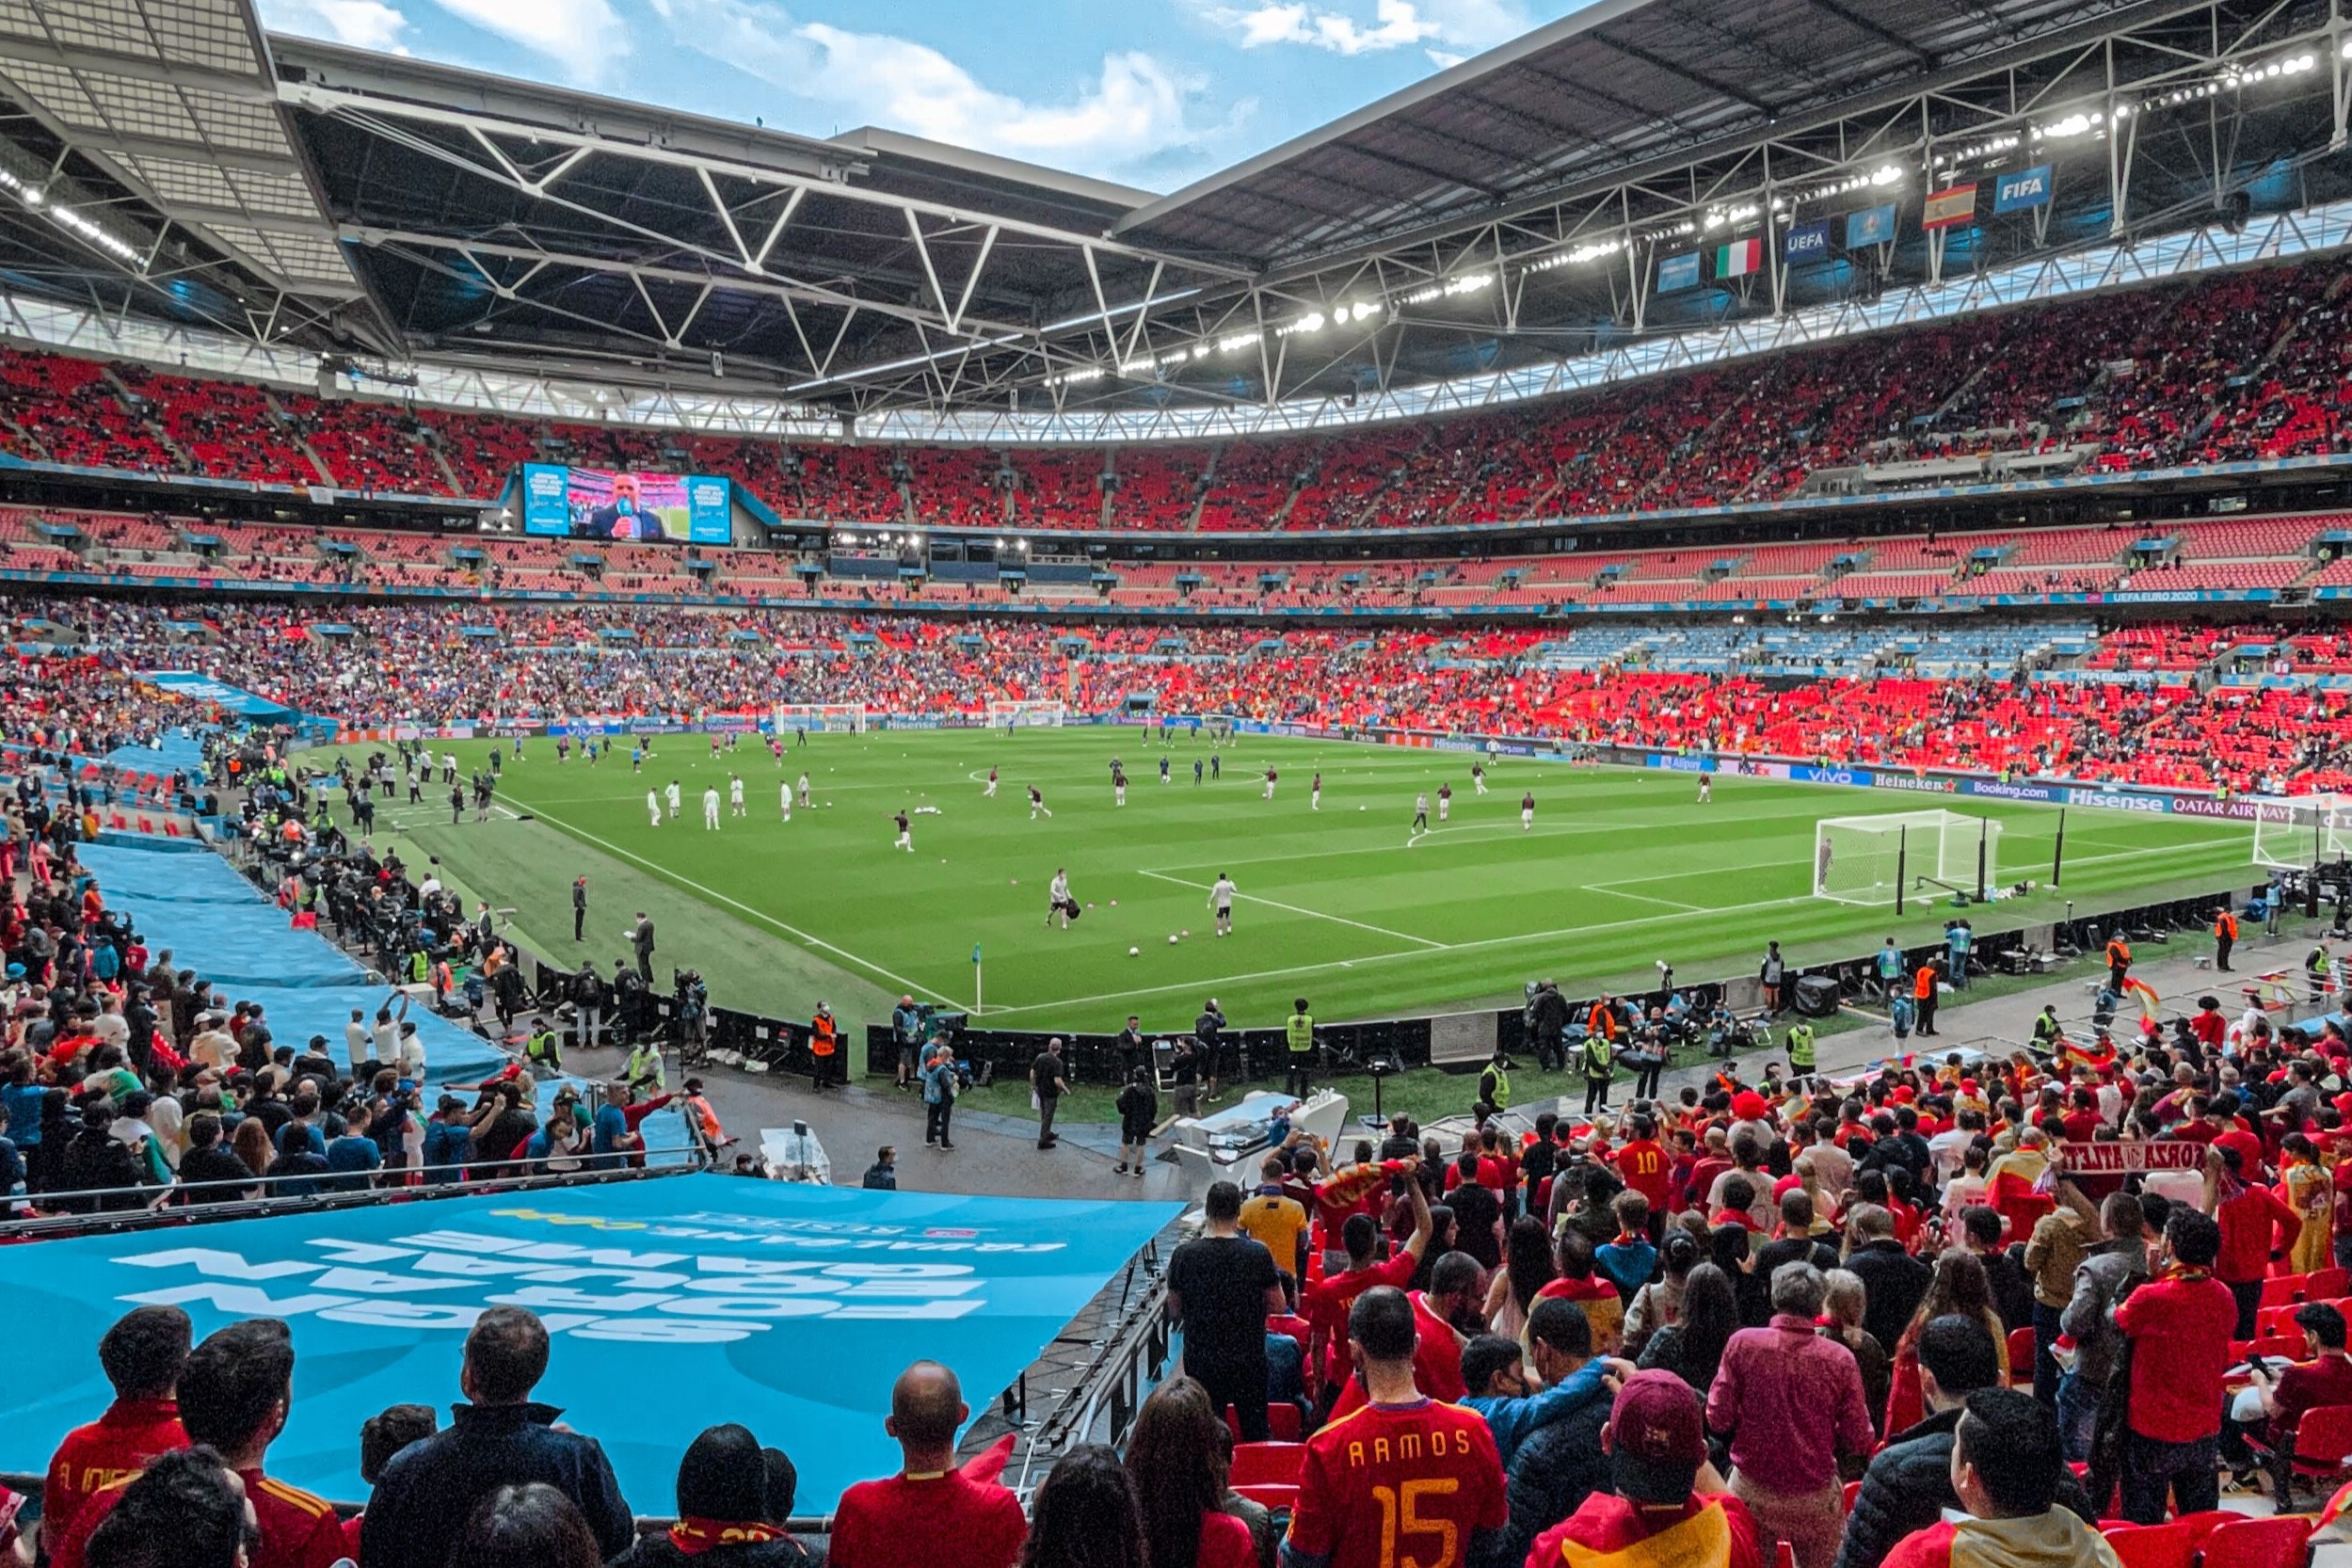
[[1137, 870, 1447, 951], [520, 800, 959, 1007]]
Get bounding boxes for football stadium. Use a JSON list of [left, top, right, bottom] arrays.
[[21, 0, 2352, 1560]]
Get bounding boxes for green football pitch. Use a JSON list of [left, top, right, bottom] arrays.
[[350, 729, 2259, 1034]]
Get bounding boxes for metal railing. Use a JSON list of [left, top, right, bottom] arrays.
[[0, 1145, 711, 1241]]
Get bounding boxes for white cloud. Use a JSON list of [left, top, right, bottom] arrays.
[[259, 0, 411, 52], [422, 0, 629, 85], [1201, 0, 1528, 56], [648, 0, 1231, 179]]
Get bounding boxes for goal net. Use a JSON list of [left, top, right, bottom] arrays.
[[2252, 793, 2352, 869], [773, 703, 867, 733], [986, 700, 1067, 728], [1814, 810, 2002, 905]]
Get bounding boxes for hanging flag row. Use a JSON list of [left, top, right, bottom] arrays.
[[1656, 165, 2056, 291]]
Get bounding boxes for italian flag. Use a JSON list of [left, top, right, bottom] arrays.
[[1715, 237, 1763, 278]]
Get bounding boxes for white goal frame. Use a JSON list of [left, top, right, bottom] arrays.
[[2253, 793, 2352, 869], [1814, 809, 2002, 906], [987, 700, 1067, 728], [773, 703, 868, 733]]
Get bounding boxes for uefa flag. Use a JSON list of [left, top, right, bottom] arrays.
[[1714, 236, 1763, 279]]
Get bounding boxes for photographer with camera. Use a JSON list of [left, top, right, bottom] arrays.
[[673, 968, 710, 1063]]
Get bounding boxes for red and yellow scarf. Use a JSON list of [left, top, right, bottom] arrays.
[[669, 1518, 785, 1557]]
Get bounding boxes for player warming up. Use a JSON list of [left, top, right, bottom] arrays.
[[665, 779, 681, 820], [729, 774, 745, 816], [702, 785, 721, 830], [1261, 765, 1277, 801], [1471, 761, 1488, 794], [1412, 792, 1430, 836], [1208, 872, 1237, 936], [984, 766, 999, 797], [1697, 771, 1712, 803], [779, 780, 792, 823], [1437, 781, 1452, 823], [1048, 868, 1076, 928], [1311, 772, 1322, 811], [1029, 784, 1052, 819], [1112, 764, 1128, 808], [892, 809, 913, 852], [1521, 790, 1535, 830], [647, 789, 661, 827], [797, 772, 812, 808]]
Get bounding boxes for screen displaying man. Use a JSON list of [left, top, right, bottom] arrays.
[[578, 472, 657, 540]]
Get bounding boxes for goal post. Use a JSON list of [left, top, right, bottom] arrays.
[[1814, 810, 2003, 906], [2252, 794, 2352, 869], [986, 700, 1067, 729], [772, 702, 868, 733]]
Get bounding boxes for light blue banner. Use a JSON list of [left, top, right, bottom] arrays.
[[1846, 202, 1897, 247], [520, 462, 569, 534], [1657, 251, 1702, 292], [0, 1176, 1176, 1512]]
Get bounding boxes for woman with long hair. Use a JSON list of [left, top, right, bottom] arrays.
[[231, 1114, 273, 1177], [1820, 1269, 1892, 1441], [1483, 1215, 1556, 1337], [447, 1483, 603, 1568], [2281, 1132, 2333, 1276], [1882, 1248, 2008, 1433], [1125, 1379, 1258, 1568], [1024, 1445, 1148, 1568], [1623, 1228, 1702, 1357], [1636, 1261, 1738, 1392]]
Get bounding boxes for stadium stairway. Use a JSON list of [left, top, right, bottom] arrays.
[[75, 838, 688, 1156]]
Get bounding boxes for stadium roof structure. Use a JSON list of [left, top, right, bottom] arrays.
[[0, 0, 2341, 438]]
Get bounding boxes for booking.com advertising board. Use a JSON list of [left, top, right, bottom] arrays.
[[0, 1176, 1176, 1513]]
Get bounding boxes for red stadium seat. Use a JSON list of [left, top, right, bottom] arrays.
[[2248, 1404, 2352, 1508], [1229, 1443, 1305, 1488], [2103, 1522, 2198, 1568], [1224, 1405, 1303, 1442], [2260, 1275, 2312, 1308], [2195, 1516, 2312, 1568], [2007, 1326, 2036, 1387], [2309, 1269, 2349, 1300]]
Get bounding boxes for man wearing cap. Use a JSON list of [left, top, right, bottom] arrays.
[[1528, 1368, 1758, 1568]]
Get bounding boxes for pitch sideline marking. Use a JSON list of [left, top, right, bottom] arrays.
[[982, 891, 1818, 1019], [1136, 870, 1448, 951], [517, 801, 961, 1007]]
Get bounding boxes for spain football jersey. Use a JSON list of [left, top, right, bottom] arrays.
[[1285, 1398, 1506, 1568]]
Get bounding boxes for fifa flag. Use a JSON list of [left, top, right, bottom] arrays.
[[1993, 164, 2055, 214], [1714, 236, 1763, 279], [1657, 250, 1702, 292], [1922, 184, 1978, 230]]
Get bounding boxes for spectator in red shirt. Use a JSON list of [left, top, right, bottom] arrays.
[[55, 1319, 346, 1568], [1327, 1249, 1481, 1419], [42, 1304, 189, 1559], [1880, 1389, 2118, 1568], [2211, 1144, 2300, 1338], [2237, 1301, 2352, 1493], [1304, 1179, 1432, 1403], [830, 1362, 1026, 1568], [78, 1447, 252, 1568], [1615, 1113, 1673, 1218], [2113, 1208, 2237, 1524], [2189, 996, 2229, 1050]]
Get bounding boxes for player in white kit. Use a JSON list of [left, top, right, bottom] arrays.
[[729, 775, 746, 816], [797, 773, 812, 807], [780, 780, 792, 822], [702, 787, 721, 829], [647, 790, 661, 826], [665, 780, 681, 819], [1208, 873, 1237, 936]]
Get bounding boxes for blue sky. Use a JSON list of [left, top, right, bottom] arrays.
[[258, 0, 1589, 193]]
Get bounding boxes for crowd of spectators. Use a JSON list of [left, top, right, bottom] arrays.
[[21, 592, 2352, 795], [0, 256, 2348, 533], [36, 995, 2352, 1568]]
